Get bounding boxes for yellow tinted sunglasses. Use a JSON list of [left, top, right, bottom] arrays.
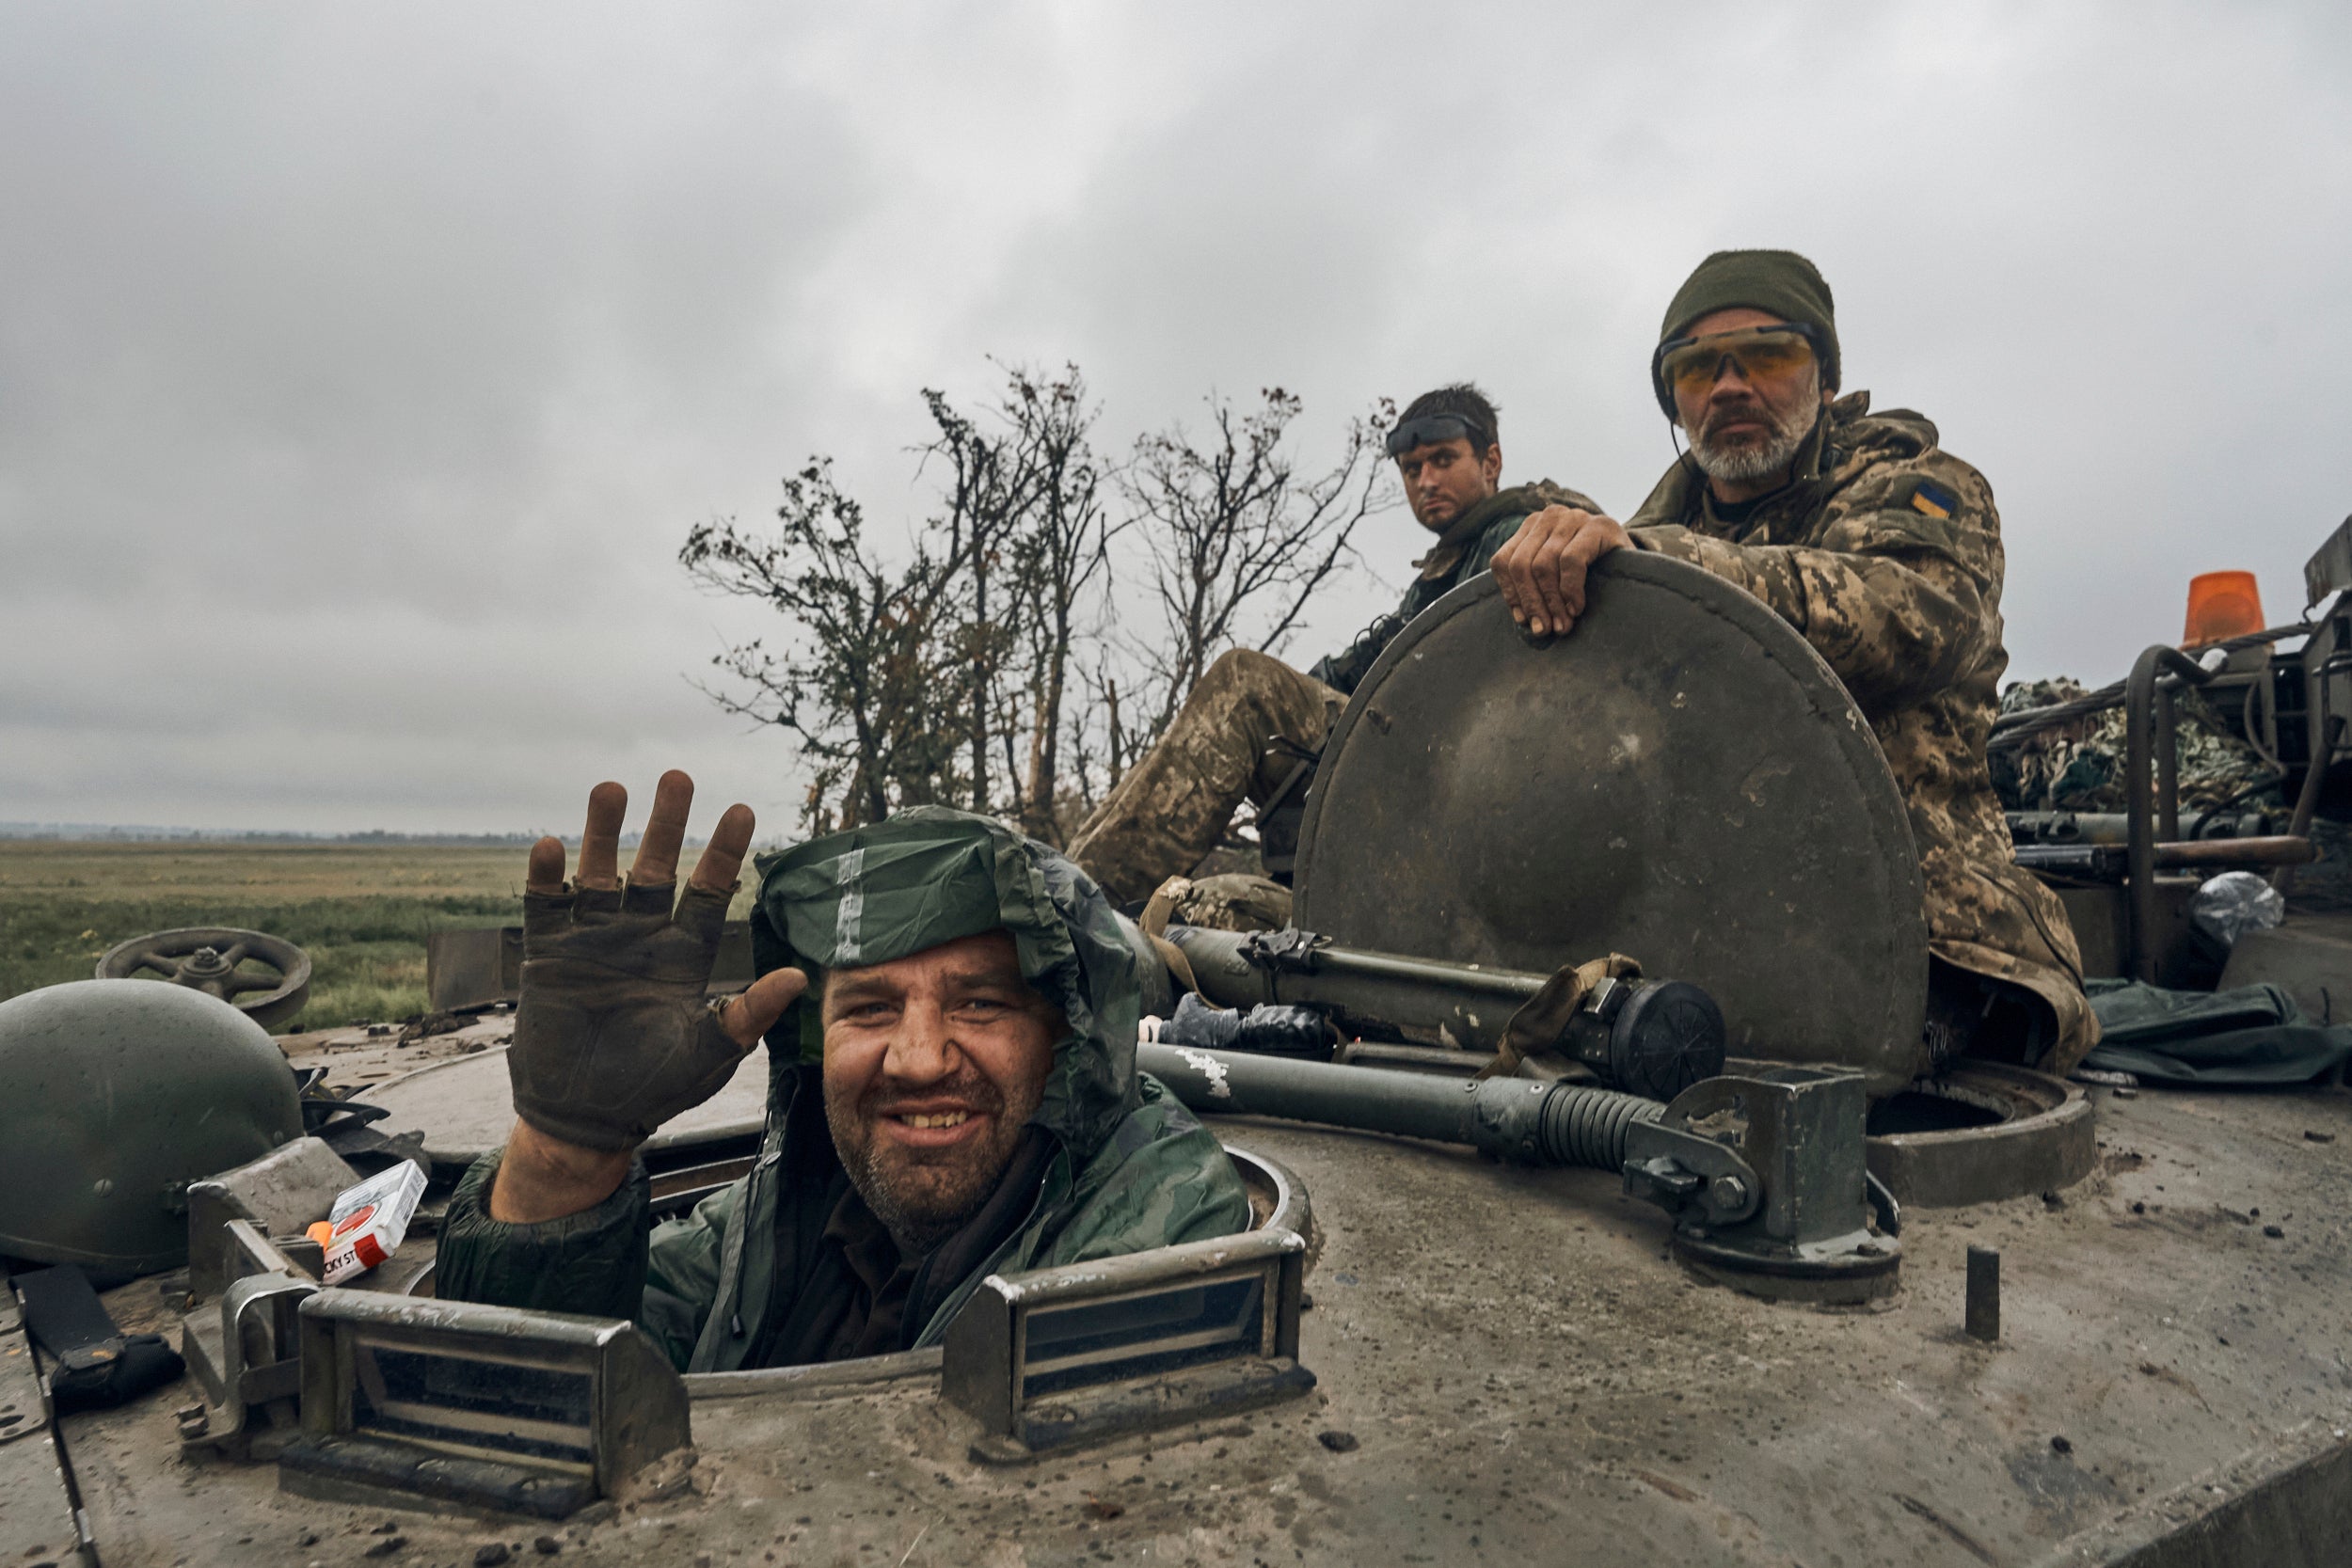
[[1650, 324, 1823, 415]]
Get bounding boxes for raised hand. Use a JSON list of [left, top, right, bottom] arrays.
[[491, 772, 806, 1223]]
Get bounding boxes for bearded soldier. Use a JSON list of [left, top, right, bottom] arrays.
[[1488, 249, 2098, 1073], [1068, 383, 1600, 912], [437, 771, 1248, 1369]]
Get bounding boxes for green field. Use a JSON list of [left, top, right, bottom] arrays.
[[0, 840, 534, 1030]]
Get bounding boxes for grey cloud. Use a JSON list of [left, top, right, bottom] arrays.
[[4, 0, 2349, 832]]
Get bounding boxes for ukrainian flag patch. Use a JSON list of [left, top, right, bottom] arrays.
[[1907, 479, 1958, 519]]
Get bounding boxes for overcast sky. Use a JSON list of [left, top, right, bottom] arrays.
[[6, 2, 2349, 835]]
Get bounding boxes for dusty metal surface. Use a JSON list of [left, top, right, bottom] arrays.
[[183, 1138, 357, 1299], [278, 1013, 519, 1093], [2058, 881, 2205, 983], [2217, 913, 2352, 1026], [358, 1044, 771, 1167], [40, 1082, 2352, 1566], [0, 1268, 85, 1567], [1295, 561, 1931, 1090], [425, 923, 755, 1013]]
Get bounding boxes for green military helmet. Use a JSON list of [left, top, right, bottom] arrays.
[[0, 979, 302, 1283]]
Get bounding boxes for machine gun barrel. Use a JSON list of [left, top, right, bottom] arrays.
[[1165, 926, 1546, 1053], [1161, 925, 1725, 1101], [1136, 1043, 1664, 1170]]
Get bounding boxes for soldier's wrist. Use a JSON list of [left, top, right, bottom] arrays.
[[489, 1119, 637, 1223]]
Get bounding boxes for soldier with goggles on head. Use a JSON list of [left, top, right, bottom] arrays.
[[1486, 248, 2099, 1077], [1063, 385, 1601, 924]]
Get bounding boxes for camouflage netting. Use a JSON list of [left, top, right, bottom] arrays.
[[1991, 676, 2284, 817]]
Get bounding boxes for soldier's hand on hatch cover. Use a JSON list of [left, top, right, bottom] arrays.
[[1489, 505, 1631, 639], [505, 770, 806, 1157]]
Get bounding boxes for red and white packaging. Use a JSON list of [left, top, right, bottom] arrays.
[[319, 1161, 428, 1285]]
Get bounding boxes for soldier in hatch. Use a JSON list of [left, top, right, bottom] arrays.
[[1486, 248, 2098, 1074], [1068, 383, 1600, 910], [437, 771, 1248, 1370]]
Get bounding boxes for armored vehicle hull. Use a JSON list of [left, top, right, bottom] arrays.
[[24, 1076, 2350, 1567]]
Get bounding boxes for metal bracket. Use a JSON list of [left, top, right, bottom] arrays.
[[181, 1219, 318, 1458], [1239, 927, 1328, 974], [278, 1291, 692, 1520], [1622, 1067, 1900, 1304], [1622, 1119, 1761, 1227], [942, 1227, 1314, 1464], [185, 1135, 357, 1299]]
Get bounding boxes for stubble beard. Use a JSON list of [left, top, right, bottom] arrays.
[[1689, 369, 1821, 484], [825, 1069, 1032, 1256]]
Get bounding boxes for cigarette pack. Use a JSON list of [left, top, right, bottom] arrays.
[[317, 1160, 428, 1285]]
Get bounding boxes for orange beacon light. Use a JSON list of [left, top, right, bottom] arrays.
[[2183, 571, 2265, 649]]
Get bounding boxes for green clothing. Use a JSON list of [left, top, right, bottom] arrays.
[[1311, 481, 1599, 695], [1656, 249, 1841, 399], [437, 809, 1251, 1370], [2084, 979, 2352, 1086], [1627, 392, 2098, 1075]]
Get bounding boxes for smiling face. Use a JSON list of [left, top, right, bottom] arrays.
[[819, 929, 1062, 1253]]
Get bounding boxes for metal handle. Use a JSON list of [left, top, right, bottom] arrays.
[[2124, 644, 2218, 980]]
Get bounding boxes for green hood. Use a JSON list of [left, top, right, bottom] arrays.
[[439, 814, 1248, 1373], [749, 806, 1145, 1166]]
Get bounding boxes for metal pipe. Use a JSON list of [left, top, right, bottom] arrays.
[[2125, 644, 2218, 981], [2012, 810, 2285, 847], [2159, 835, 2313, 868], [1166, 927, 1546, 1053], [1136, 1043, 1663, 1170], [1308, 945, 1546, 999], [2274, 714, 2344, 898], [2014, 838, 2315, 880], [2156, 686, 2182, 842]]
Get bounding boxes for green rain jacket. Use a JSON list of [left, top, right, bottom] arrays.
[[437, 808, 1251, 1371]]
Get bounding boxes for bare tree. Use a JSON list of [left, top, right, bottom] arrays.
[[683, 367, 1123, 836], [683, 369, 1393, 837], [680, 461, 967, 830], [1111, 388, 1397, 751], [1001, 369, 1120, 841], [916, 387, 1025, 818]]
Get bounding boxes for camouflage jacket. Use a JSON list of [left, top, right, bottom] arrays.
[[1626, 392, 2097, 1070], [1311, 480, 1601, 695], [439, 813, 1251, 1372]]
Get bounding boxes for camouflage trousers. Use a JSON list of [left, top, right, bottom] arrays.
[[1070, 649, 1338, 907], [1925, 850, 2099, 1076]]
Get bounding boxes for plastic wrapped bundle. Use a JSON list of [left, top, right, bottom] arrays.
[[1140, 992, 1334, 1059], [2190, 871, 2285, 952]]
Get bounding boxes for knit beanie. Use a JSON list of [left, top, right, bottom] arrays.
[[1653, 249, 1839, 413]]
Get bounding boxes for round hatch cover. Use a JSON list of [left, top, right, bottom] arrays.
[[1293, 556, 1928, 1088]]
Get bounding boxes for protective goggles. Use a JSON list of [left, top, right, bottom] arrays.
[[1385, 412, 1490, 458], [1649, 323, 1824, 417]]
